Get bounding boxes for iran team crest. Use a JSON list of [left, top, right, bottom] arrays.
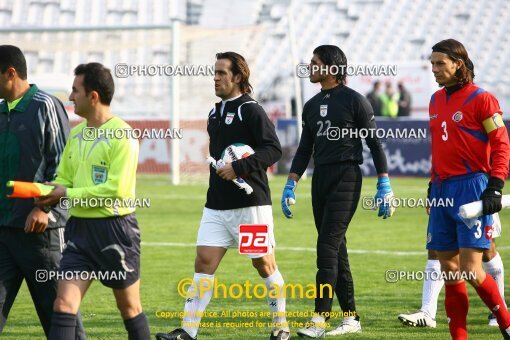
[[320, 105, 328, 117], [225, 112, 235, 125]]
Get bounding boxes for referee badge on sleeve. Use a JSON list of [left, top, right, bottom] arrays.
[[92, 165, 108, 184]]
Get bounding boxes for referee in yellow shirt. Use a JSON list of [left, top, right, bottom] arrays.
[[37, 63, 150, 340]]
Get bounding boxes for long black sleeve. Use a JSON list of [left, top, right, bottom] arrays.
[[353, 95, 388, 174], [290, 106, 314, 176]]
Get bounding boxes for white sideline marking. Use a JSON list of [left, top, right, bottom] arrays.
[[141, 242, 428, 256], [141, 242, 510, 255]]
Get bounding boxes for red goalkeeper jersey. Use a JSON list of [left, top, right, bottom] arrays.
[[429, 83, 510, 181]]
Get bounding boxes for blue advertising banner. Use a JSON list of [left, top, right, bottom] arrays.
[[360, 119, 430, 176], [276, 118, 510, 177]]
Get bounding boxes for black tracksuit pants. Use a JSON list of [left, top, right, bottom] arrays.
[[311, 161, 362, 315], [0, 227, 86, 339]]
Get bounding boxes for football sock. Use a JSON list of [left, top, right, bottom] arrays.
[[445, 281, 468, 340], [421, 259, 444, 319], [182, 272, 214, 338], [475, 275, 510, 330], [483, 252, 507, 308], [123, 312, 150, 340], [263, 268, 289, 331], [48, 312, 77, 340]]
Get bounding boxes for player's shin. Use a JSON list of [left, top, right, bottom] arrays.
[[445, 282, 468, 339], [48, 312, 77, 340], [263, 269, 289, 331], [483, 252, 507, 308], [182, 273, 214, 338], [421, 259, 444, 318], [475, 275, 510, 329], [123, 312, 150, 340]]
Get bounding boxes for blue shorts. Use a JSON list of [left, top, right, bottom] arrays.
[[426, 172, 493, 251]]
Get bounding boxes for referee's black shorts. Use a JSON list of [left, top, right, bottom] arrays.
[[60, 213, 141, 289], [311, 161, 362, 314]]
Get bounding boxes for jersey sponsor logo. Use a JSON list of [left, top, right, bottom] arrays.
[[239, 224, 269, 254], [429, 114, 438, 120], [92, 165, 108, 184], [322, 93, 330, 99], [320, 105, 328, 117], [485, 225, 493, 240], [452, 111, 463, 122], [225, 112, 235, 125]]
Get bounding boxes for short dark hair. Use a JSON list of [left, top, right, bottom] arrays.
[[432, 39, 474, 85], [313, 45, 347, 84], [74, 63, 115, 105], [0, 45, 27, 80], [216, 52, 253, 94]]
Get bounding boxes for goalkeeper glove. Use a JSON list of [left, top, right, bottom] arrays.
[[481, 177, 504, 215], [281, 179, 297, 218], [374, 176, 395, 219]]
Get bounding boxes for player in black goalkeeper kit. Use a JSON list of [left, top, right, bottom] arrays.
[[281, 45, 394, 338], [156, 52, 289, 340]]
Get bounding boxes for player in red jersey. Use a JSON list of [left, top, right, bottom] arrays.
[[427, 39, 510, 339]]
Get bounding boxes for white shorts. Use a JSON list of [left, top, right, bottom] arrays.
[[196, 205, 275, 259], [493, 213, 502, 239]]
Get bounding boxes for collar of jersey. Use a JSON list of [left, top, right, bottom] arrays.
[[216, 93, 250, 108], [320, 84, 344, 93], [444, 83, 465, 96], [87, 116, 118, 130], [221, 94, 242, 104], [0, 84, 39, 113]]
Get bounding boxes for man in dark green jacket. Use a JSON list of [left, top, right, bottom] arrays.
[[0, 45, 85, 339]]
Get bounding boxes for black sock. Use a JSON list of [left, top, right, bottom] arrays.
[[75, 311, 87, 340], [48, 312, 77, 340], [124, 312, 150, 340]]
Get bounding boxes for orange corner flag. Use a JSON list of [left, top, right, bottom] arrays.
[[6, 181, 54, 198]]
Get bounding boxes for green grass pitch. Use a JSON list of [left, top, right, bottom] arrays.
[[3, 175, 509, 339]]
